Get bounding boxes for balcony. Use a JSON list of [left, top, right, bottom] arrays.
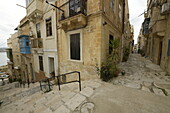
[[59, 0, 87, 31], [142, 18, 150, 36], [30, 38, 43, 48], [26, 0, 43, 19], [18, 35, 31, 54]]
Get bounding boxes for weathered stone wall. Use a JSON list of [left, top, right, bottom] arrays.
[[160, 15, 170, 74], [58, 15, 102, 80], [101, 15, 122, 63], [57, 0, 127, 80]]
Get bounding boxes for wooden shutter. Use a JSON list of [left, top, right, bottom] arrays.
[[70, 33, 80, 60], [168, 40, 170, 56]]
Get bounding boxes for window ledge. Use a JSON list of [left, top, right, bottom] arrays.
[[46, 36, 54, 40], [67, 59, 83, 63]]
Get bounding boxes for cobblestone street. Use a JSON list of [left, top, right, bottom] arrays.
[[111, 54, 170, 96]]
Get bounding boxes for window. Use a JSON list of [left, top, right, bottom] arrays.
[[69, 0, 87, 16], [39, 56, 44, 71], [110, 0, 115, 12], [70, 33, 80, 60], [36, 23, 41, 38], [46, 18, 52, 37], [168, 40, 170, 56], [70, 0, 80, 16], [109, 35, 114, 54]]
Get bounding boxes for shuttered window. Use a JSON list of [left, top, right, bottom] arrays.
[[70, 33, 80, 60], [168, 40, 170, 56], [46, 18, 52, 37]]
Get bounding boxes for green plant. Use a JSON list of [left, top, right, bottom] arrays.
[[96, 39, 120, 81], [8, 77, 13, 83], [123, 47, 130, 62]]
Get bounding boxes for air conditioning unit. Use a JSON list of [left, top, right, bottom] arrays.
[[161, 3, 170, 15]]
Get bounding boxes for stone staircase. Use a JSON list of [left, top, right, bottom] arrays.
[[0, 82, 40, 107], [0, 79, 101, 113]]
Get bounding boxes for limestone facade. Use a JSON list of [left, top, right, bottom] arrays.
[[7, 32, 21, 79], [138, 28, 146, 53], [26, 0, 58, 80], [7, 0, 132, 81], [57, 0, 132, 80], [143, 0, 170, 73]]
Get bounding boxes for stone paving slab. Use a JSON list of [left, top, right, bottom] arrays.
[[80, 87, 94, 97], [152, 88, 165, 96], [54, 105, 70, 113], [65, 93, 86, 111]]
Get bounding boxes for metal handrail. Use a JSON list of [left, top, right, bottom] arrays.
[[39, 71, 81, 92], [56, 71, 81, 91]]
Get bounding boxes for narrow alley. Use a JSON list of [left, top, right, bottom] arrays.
[[111, 54, 170, 96]]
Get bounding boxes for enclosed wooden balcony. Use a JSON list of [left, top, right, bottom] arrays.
[[26, 0, 43, 18], [30, 38, 43, 48]]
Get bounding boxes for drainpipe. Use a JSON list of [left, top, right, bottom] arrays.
[[121, 0, 125, 62]]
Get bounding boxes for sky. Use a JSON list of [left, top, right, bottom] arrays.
[[0, 0, 147, 47], [0, 0, 26, 48], [128, 0, 147, 44]]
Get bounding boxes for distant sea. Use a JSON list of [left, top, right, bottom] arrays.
[[0, 52, 8, 66]]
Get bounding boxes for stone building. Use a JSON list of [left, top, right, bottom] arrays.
[[123, 0, 134, 55], [7, 16, 34, 82], [143, 0, 170, 73], [17, 17, 34, 83], [7, 32, 21, 80], [25, 0, 58, 80], [7, 0, 132, 82], [138, 28, 146, 55], [57, 0, 131, 80]]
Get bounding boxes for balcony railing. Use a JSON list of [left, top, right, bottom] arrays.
[[30, 38, 43, 48], [142, 18, 150, 36]]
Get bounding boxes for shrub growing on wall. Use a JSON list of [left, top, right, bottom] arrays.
[[123, 47, 130, 62]]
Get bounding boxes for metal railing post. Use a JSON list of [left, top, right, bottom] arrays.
[[57, 76, 61, 90], [78, 72, 81, 91], [39, 81, 42, 91], [48, 79, 51, 91]]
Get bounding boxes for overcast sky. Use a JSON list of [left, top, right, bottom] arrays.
[[129, 0, 147, 44], [0, 0, 147, 47], [0, 0, 26, 48]]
